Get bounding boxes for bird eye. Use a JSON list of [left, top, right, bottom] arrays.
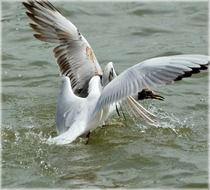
[[77, 29, 81, 36], [77, 29, 82, 40], [109, 68, 114, 81]]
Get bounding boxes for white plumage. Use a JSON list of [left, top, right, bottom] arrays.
[[23, 0, 209, 144]]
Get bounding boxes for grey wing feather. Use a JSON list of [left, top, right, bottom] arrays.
[[96, 54, 209, 111], [23, 0, 102, 96]]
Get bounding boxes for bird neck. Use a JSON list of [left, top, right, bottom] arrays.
[[87, 76, 102, 100]]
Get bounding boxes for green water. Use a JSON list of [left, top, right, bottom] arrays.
[[2, 1, 208, 188]]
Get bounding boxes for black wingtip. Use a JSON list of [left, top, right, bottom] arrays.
[[200, 64, 209, 70], [175, 62, 209, 81], [23, 0, 60, 13]]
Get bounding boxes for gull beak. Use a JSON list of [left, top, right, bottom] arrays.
[[151, 93, 165, 101], [138, 89, 164, 101]]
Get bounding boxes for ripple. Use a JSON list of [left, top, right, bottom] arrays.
[[131, 27, 172, 37], [130, 7, 172, 16], [3, 73, 57, 84], [154, 51, 184, 57], [189, 12, 208, 27], [29, 60, 52, 68], [180, 183, 208, 188], [2, 53, 21, 62]]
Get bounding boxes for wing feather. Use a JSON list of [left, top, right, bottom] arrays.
[[95, 54, 209, 111], [23, 0, 102, 96]]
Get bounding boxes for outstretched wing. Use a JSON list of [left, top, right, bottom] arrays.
[[95, 54, 209, 111], [23, 0, 102, 96]]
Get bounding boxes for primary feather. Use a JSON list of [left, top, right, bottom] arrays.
[[23, 0, 102, 96], [95, 55, 209, 112]]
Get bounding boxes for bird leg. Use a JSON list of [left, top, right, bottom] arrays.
[[85, 132, 91, 145]]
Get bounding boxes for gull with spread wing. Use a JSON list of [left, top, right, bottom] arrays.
[[22, 0, 163, 132], [23, 0, 209, 144]]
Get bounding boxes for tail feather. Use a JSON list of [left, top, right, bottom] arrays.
[[128, 96, 156, 118], [123, 96, 157, 125]]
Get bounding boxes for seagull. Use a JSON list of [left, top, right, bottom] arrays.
[[22, 0, 164, 130], [23, 0, 209, 144]]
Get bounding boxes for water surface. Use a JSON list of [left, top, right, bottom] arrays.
[[2, 1, 208, 188]]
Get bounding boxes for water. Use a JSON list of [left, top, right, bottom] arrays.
[[1, 1, 208, 188]]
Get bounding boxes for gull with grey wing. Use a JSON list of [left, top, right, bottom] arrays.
[[22, 0, 209, 144]]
